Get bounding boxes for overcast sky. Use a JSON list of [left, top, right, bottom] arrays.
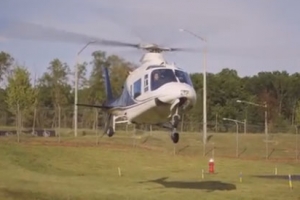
[[0, 0, 299, 78]]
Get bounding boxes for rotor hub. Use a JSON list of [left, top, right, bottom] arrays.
[[140, 52, 166, 64]]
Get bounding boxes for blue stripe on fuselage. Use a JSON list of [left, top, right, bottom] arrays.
[[104, 84, 163, 110]]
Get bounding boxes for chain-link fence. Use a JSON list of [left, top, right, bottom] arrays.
[[0, 107, 297, 133], [0, 106, 298, 162]]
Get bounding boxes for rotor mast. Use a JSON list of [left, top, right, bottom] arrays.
[[139, 45, 174, 65], [139, 52, 166, 65]]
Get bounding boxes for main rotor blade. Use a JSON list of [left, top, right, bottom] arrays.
[[0, 19, 140, 48], [168, 47, 201, 52]]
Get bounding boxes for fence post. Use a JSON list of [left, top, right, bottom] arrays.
[[57, 105, 61, 143], [296, 125, 298, 161]]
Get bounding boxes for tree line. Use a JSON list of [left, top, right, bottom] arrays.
[[0, 50, 299, 134]]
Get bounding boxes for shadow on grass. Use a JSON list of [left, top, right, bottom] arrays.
[[207, 135, 214, 142], [205, 147, 213, 156], [238, 147, 247, 157], [141, 136, 150, 144], [267, 148, 275, 159], [177, 145, 190, 153], [0, 188, 65, 200], [140, 177, 236, 191]]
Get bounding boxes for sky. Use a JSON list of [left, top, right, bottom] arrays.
[[0, 0, 300, 78]]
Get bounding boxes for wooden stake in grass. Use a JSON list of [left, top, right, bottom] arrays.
[[173, 145, 176, 155], [239, 172, 243, 183], [275, 166, 278, 175], [118, 167, 122, 177], [288, 174, 293, 190], [201, 169, 204, 179]]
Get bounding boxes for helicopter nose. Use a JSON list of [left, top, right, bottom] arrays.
[[177, 88, 196, 108], [155, 84, 196, 106]]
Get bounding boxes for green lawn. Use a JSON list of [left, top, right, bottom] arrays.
[[0, 131, 299, 199]]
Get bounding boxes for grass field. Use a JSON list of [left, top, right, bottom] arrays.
[[0, 130, 300, 199]]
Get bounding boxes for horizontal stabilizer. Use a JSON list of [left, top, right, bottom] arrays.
[[76, 103, 112, 109]]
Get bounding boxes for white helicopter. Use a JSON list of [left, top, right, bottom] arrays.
[[77, 44, 196, 143], [0, 20, 198, 143], [77, 41, 197, 143]]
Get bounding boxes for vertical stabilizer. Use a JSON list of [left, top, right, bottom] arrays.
[[102, 66, 114, 102]]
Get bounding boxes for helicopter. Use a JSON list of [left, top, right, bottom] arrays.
[[0, 20, 198, 143], [77, 42, 197, 143]]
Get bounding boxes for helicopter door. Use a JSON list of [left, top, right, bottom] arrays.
[[144, 74, 149, 92], [133, 78, 142, 99]]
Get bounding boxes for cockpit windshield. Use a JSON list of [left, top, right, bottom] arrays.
[[151, 69, 177, 91], [174, 70, 193, 86]]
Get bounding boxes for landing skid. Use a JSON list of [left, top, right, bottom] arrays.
[[159, 114, 181, 144], [103, 114, 129, 138], [103, 113, 115, 137], [103, 108, 182, 144]]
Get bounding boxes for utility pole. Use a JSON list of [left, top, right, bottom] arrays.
[[244, 119, 247, 134], [203, 45, 207, 150], [74, 41, 95, 137], [179, 28, 207, 155], [264, 102, 268, 160], [74, 56, 79, 137], [203, 47, 207, 156]]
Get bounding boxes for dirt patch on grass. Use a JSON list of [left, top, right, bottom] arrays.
[[253, 174, 300, 181], [220, 154, 297, 163], [20, 139, 165, 153]]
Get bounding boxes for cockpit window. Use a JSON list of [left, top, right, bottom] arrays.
[[174, 70, 193, 86], [151, 69, 177, 91]]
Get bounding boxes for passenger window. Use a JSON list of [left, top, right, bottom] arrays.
[[133, 79, 142, 98], [144, 74, 149, 92]]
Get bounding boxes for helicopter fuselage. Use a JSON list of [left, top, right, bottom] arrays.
[[107, 53, 197, 126], [117, 81, 196, 125], [77, 52, 197, 143]]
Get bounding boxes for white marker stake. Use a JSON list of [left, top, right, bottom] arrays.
[[174, 145, 176, 155], [202, 169, 204, 179], [118, 167, 122, 177], [239, 172, 243, 183], [289, 174, 293, 190], [275, 166, 277, 175]]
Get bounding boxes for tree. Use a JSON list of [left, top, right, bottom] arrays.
[[2, 49, 300, 133], [37, 59, 71, 128], [0, 51, 14, 85], [295, 101, 300, 127], [78, 62, 88, 88], [106, 54, 136, 96], [88, 51, 108, 104], [6, 66, 35, 141]]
